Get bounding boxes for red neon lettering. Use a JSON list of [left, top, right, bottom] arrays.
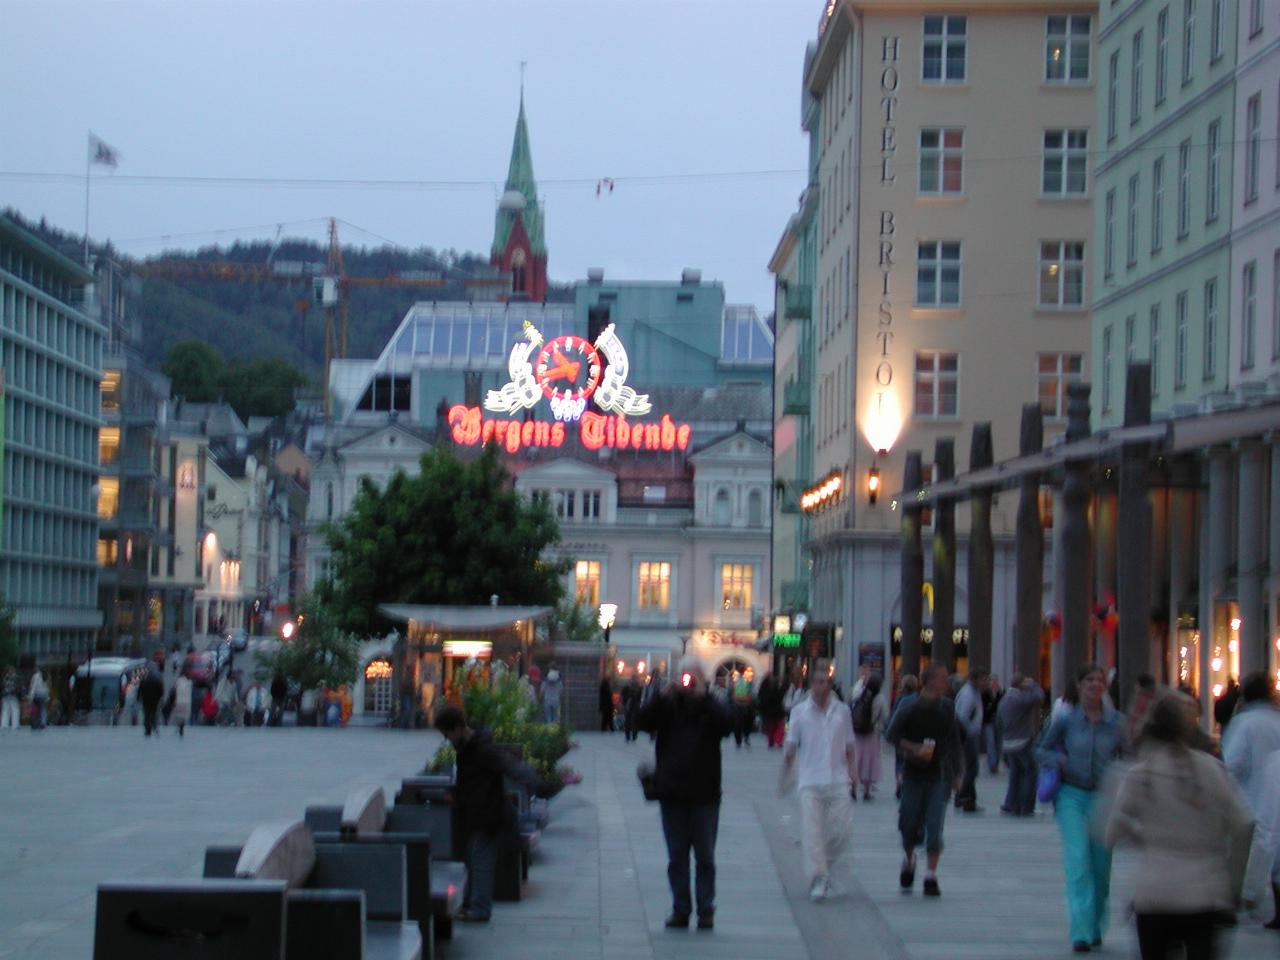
[[660, 414, 676, 451], [580, 412, 605, 450], [481, 419, 495, 444], [676, 424, 691, 450], [551, 422, 566, 446], [450, 407, 690, 453], [448, 404, 481, 445], [616, 417, 630, 448], [534, 421, 551, 446], [505, 423, 522, 454], [644, 424, 660, 450], [521, 420, 536, 446]]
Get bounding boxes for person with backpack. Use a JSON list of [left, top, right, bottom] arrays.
[[851, 674, 889, 800]]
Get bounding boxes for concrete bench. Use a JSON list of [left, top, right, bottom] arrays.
[[94, 878, 287, 960], [206, 820, 420, 960]]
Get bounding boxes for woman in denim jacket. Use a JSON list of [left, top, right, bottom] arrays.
[[1036, 663, 1126, 953]]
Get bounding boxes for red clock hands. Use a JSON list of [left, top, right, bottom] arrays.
[[543, 348, 581, 383]]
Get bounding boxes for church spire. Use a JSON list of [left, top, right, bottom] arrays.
[[491, 89, 548, 301]]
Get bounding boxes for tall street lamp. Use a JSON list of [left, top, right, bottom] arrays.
[[598, 603, 618, 646]]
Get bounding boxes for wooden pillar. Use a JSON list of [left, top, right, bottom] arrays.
[[1059, 384, 1093, 679], [1117, 363, 1153, 711], [967, 422, 995, 672], [932, 439, 957, 673], [1014, 404, 1044, 680], [1237, 440, 1267, 675], [899, 452, 925, 677]]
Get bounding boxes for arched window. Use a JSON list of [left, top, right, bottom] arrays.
[[713, 488, 732, 526], [364, 659, 393, 714], [746, 489, 764, 527], [511, 248, 527, 294]]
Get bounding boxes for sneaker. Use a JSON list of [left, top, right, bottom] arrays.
[[664, 913, 690, 929], [809, 877, 829, 902], [1071, 942, 1091, 953], [922, 876, 940, 897], [899, 857, 915, 890], [696, 914, 714, 930]]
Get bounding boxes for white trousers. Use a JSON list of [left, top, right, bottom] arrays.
[[1, 695, 20, 728], [799, 784, 854, 883]]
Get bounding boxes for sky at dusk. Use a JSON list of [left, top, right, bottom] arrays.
[[1, 1, 823, 311]]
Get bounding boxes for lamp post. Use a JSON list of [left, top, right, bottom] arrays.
[[598, 603, 618, 646]]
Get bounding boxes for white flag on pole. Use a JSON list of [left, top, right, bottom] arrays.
[[88, 133, 120, 168]]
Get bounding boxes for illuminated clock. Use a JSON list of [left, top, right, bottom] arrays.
[[533, 335, 602, 408]]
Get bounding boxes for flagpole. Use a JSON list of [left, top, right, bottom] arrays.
[[83, 135, 91, 266]]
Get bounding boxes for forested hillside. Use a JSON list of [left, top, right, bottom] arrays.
[[5, 210, 572, 380]]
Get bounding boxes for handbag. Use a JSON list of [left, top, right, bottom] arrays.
[[636, 761, 659, 802], [1037, 759, 1063, 803]]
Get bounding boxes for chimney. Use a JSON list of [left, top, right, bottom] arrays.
[[681, 268, 701, 285]]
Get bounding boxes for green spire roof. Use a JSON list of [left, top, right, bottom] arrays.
[[492, 96, 546, 256]]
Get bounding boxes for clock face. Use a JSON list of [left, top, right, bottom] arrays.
[[534, 335, 602, 404]]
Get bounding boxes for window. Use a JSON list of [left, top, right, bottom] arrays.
[[1037, 352, 1084, 419], [1273, 251, 1280, 359], [1177, 140, 1191, 237], [582, 491, 601, 521], [1203, 278, 1219, 377], [1150, 303, 1162, 395], [363, 660, 393, 715], [713, 488, 732, 525], [1046, 15, 1091, 82], [1126, 314, 1138, 363], [720, 563, 753, 611], [1242, 263, 1257, 368], [1251, 0, 1264, 37], [1210, 0, 1224, 60], [1039, 241, 1086, 307], [554, 489, 576, 520], [1156, 7, 1170, 103], [1102, 325, 1114, 413], [1245, 94, 1261, 203], [1042, 129, 1088, 195], [1152, 156, 1165, 251], [919, 129, 964, 194], [747, 489, 764, 527], [1182, 0, 1196, 84], [1131, 31, 1144, 124], [916, 241, 961, 306], [1175, 291, 1189, 387], [574, 559, 601, 606], [637, 561, 671, 610], [914, 351, 959, 417], [1127, 174, 1140, 266], [1104, 190, 1117, 278], [923, 15, 966, 83], [1207, 119, 1221, 220], [1107, 50, 1120, 140]]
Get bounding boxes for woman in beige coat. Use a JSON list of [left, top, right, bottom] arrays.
[[1105, 691, 1255, 960]]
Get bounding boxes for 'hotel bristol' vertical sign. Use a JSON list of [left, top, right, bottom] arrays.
[[874, 35, 902, 404]]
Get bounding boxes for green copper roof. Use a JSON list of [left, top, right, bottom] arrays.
[[492, 96, 546, 257]]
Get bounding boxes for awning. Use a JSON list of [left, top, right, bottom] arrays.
[[378, 604, 553, 630]]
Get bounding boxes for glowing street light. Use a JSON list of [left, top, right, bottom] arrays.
[[598, 602, 618, 645], [280, 620, 296, 640]]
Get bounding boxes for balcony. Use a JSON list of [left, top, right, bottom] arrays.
[[782, 380, 811, 416], [784, 285, 812, 321]]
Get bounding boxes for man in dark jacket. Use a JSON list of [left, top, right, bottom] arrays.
[[138, 666, 165, 737], [636, 656, 734, 930], [435, 706, 529, 923]]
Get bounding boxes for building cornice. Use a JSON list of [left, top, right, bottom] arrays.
[[1094, 72, 1236, 177], [1092, 234, 1230, 311]]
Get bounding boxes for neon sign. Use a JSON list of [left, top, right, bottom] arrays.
[[485, 322, 651, 422], [449, 405, 691, 455]]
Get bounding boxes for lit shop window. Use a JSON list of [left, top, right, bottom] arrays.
[[720, 564, 753, 611], [575, 560, 601, 607], [638, 561, 671, 610]]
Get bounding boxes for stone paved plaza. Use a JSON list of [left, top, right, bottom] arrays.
[[1, 726, 1275, 959]]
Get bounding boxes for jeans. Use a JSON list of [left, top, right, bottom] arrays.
[[799, 785, 853, 883], [1135, 911, 1221, 960], [463, 829, 500, 920], [142, 704, 160, 736], [956, 733, 980, 807], [0, 696, 18, 728], [983, 722, 1002, 772], [624, 704, 639, 741], [660, 801, 719, 918], [30, 698, 46, 730], [1002, 742, 1038, 815], [898, 778, 949, 853], [1055, 784, 1113, 945], [543, 700, 560, 724]]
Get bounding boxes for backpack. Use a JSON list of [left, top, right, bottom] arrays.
[[851, 690, 875, 735]]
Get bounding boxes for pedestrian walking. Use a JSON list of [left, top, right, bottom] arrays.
[[850, 673, 889, 800], [781, 661, 856, 901], [1036, 663, 1126, 953], [637, 657, 734, 930], [1105, 691, 1256, 960], [269, 670, 287, 726], [200, 686, 218, 725], [756, 672, 787, 749], [27, 668, 49, 730], [1247, 750, 1280, 929], [171, 673, 193, 737], [541, 664, 563, 724], [599, 676, 615, 732], [782, 669, 807, 718], [245, 681, 269, 727], [1222, 670, 1280, 929], [621, 674, 643, 742], [953, 666, 988, 812], [996, 673, 1042, 816], [885, 664, 963, 897], [983, 674, 1004, 773], [1215, 677, 1241, 735], [434, 705, 534, 924], [890, 674, 920, 800], [138, 666, 164, 736], [731, 672, 754, 748], [1, 665, 21, 729]]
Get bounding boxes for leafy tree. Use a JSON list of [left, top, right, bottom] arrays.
[[321, 445, 566, 637], [162, 340, 224, 402], [222, 357, 308, 419], [262, 594, 360, 690], [0, 596, 17, 671], [555, 599, 602, 644]]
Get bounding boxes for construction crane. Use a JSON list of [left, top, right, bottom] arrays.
[[130, 218, 453, 417]]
